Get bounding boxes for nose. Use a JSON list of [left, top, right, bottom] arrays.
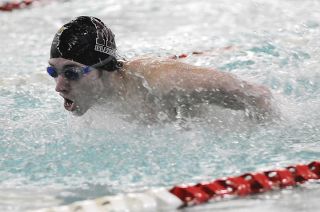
[[55, 75, 70, 93]]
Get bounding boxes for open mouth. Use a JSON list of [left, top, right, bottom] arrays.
[[64, 98, 76, 111]]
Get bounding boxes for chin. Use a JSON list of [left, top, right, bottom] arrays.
[[71, 106, 89, 116]]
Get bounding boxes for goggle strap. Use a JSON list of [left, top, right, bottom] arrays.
[[91, 56, 114, 69], [83, 66, 91, 74]]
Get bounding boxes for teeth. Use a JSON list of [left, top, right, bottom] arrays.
[[64, 98, 74, 108]]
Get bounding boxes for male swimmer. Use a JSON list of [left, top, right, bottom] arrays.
[[48, 16, 274, 122]]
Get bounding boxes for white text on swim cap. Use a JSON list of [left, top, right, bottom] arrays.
[[94, 45, 117, 57]]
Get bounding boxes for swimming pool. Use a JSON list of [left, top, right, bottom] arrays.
[[0, 0, 319, 211]]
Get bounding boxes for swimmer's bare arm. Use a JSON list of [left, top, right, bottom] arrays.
[[174, 63, 272, 118], [127, 58, 273, 118]]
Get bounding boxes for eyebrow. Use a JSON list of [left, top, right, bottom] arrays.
[[48, 62, 80, 70]]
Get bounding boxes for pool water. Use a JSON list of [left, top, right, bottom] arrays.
[[0, 0, 320, 211]]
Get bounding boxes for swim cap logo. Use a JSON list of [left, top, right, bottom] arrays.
[[91, 17, 116, 57]]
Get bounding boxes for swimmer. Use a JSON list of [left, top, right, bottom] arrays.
[[48, 16, 274, 122]]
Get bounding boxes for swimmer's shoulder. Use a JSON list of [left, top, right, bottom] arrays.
[[124, 56, 195, 73], [123, 56, 219, 88], [122, 57, 186, 91], [124, 56, 169, 67], [124, 56, 154, 70]]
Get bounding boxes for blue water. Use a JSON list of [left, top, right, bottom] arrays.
[[0, 0, 320, 211]]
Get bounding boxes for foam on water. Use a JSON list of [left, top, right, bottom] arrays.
[[0, 0, 320, 211]]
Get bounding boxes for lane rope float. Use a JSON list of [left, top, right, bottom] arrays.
[[33, 160, 320, 212], [0, 0, 37, 11]]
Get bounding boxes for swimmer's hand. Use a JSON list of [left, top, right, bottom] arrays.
[[243, 84, 274, 121]]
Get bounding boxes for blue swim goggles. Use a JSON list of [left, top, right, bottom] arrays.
[[47, 66, 91, 81], [47, 56, 115, 81]]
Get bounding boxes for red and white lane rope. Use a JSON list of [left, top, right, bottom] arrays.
[[0, 0, 37, 11], [169, 51, 206, 59], [34, 161, 320, 212], [168, 46, 235, 59]]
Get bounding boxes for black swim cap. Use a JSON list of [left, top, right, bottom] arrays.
[[50, 16, 117, 66]]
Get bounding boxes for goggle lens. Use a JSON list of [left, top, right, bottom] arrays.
[[64, 69, 80, 80], [47, 67, 58, 78]]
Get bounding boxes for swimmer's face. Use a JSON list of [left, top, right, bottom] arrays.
[[48, 58, 104, 116]]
